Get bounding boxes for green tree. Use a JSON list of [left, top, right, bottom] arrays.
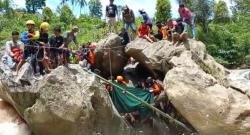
[[0, 0, 13, 16], [214, 0, 229, 23], [42, 7, 55, 23], [155, 0, 171, 22], [25, 0, 46, 13], [232, 0, 250, 15], [61, 0, 87, 13], [59, 4, 75, 25], [88, 0, 102, 18]]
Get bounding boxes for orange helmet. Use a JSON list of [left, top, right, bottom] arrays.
[[116, 76, 124, 82]]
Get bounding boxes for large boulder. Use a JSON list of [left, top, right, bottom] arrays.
[[165, 51, 250, 135], [126, 38, 250, 135], [126, 38, 227, 80], [0, 65, 132, 135], [95, 33, 128, 77]]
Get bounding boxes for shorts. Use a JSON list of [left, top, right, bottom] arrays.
[[107, 17, 116, 25]]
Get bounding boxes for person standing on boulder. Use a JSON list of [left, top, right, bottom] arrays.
[[106, 0, 118, 33], [178, 4, 196, 39], [16, 20, 40, 75], [139, 9, 153, 30], [122, 5, 136, 39]]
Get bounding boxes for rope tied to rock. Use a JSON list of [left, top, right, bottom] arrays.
[[82, 68, 194, 133]]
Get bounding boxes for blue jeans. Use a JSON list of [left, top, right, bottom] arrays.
[[124, 22, 136, 32], [185, 15, 196, 39]]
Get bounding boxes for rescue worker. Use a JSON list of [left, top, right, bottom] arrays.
[[116, 76, 128, 86], [2, 31, 24, 70], [37, 22, 51, 75], [87, 43, 96, 72], [16, 20, 40, 74], [154, 22, 163, 40]]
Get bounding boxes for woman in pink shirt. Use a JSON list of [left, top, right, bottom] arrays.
[[178, 4, 196, 39]]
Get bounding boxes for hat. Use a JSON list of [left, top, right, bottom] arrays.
[[26, 20, 35, 25]]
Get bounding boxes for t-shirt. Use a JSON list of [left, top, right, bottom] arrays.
[[106, 4, 117, 17], [122, 10, 135, 23], [138, 25, 150, 36], [178, 7, 193, 20], [141, 12, 152, 25], [49, 35, 64, 48], [63, 31, 77, 47], [5, 40, 24, 56], [38, 32, 49, 44]]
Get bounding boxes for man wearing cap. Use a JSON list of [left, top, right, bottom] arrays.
[[106, 0, 118, 32], [139, 9, 153, 30], [61, 26, 79, 64], [16, 20, 40, 74]]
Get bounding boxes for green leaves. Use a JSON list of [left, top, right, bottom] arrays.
[[25, 0, 46, 13], [155, 0, 171, 22], [88, 0, 102, 18]]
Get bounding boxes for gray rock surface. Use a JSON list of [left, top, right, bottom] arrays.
[[0, 65, 132, 135]]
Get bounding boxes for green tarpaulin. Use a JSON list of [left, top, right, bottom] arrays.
[[110, 81, 154, 118]]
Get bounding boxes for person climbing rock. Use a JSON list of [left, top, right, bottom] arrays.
[[138, 22, 154, 43], [37, 22, 51, 75], [122, 5, 136, 35], [2, 31, 24, 70], [139, 9, 153, 30], [106, 0, 118, 33], [116, 76, 128, 86], [16, 20, 40, 75], [49, 26, 64, 68], [178, 4, 196, 39]]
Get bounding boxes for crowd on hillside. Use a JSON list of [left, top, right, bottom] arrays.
[[1, 0, 195, 125]]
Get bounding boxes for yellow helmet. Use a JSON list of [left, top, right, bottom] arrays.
[[40, 22, 50, 31], [26, 20, 35, 25]]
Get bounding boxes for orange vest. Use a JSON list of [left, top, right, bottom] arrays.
[[152, 83, 162, 95], [88, 51, 95, 65]]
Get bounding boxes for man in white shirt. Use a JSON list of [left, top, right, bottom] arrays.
[[2, 31, 24, 69]]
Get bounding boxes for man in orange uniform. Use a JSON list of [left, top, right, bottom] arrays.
[[87, 43, 96, 71]]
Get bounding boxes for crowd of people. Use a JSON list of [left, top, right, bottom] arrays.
[[2, 20, 98, 77], [106, 0, 195, 44]]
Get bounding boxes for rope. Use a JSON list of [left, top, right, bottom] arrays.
[[82, 68, 194, 133]]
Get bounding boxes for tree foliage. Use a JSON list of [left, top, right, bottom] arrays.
[[25, 0, 46, 13], [0, 0, 13, 16], [59, 4, 75, 25], [214, 0, 229, 23], [232, 0, 250, 15], [155, 0, 171, 22], [88, 0, 102, 18], [42, 7, 55, 23]]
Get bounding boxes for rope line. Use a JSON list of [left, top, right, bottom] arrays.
[[82, 68, 194, 133]]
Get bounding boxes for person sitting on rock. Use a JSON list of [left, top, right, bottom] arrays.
[[49, 26, 64, 68], [138, 22, 154, 43], [119, 28, 130, 45], [2, 31, 24, 70], [154, 22, 163, 40]]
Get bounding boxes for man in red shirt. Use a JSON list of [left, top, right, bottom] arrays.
[[138, 22, 154, 43], [178, 4, 196, 39]]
